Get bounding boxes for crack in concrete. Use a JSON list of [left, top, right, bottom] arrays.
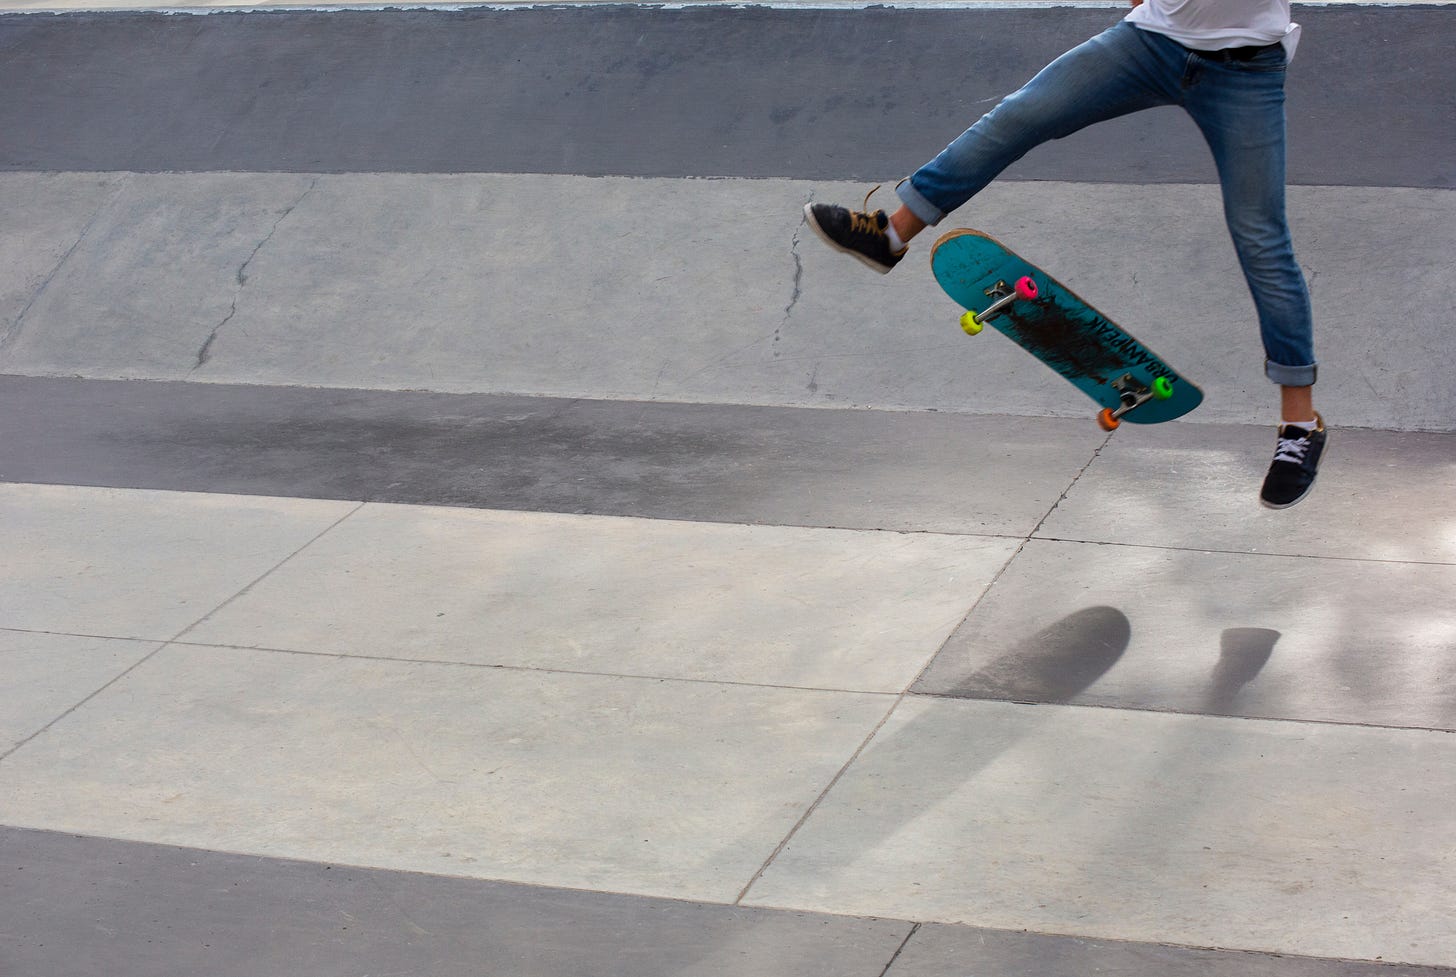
[[784, 214, 805, 322], [194, 178, 319, 371], [0, 175, 130, 354]]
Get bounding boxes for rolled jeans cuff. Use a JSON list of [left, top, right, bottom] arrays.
[[896, 178, 945, 227], [1266, 359, 1317, 387]]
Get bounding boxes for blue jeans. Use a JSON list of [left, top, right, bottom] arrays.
[[899, 22, 1316, 386]]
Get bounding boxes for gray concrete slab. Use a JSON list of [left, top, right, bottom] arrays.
[[0, 172, 124, 344], [0, 375, 1105, 535], [0, 631, 159, 754], [1043, 421, 1456, 564], [0, 642, 891, 903], [0, 482, 355, 639], [0, 6, 1450, 189], [744, 695, 1456, 966], [2, 175, 1452, 430], [0, 172, 319, 376], [0, 826, 915, 977], [175, 500, 1017, 691], [912, 538, 1456, 730]]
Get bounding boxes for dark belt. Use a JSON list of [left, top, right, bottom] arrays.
[[1195, 41, 1283, 63]]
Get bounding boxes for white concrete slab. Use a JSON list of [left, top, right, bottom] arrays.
[[0, 483, 357, 639], [1039, 423, 1456, 564], [913, 538, 1456, 730], [0, 643, 892, 903], [180, 502, 1019, 692], [744, 695, 1456, 966], [0, 630, 159, 754], [1, 173, 1450, 431]]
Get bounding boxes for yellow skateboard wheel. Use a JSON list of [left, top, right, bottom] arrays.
[[960, 311, 983, 336]]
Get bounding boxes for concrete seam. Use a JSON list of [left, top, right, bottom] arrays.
[[730, 689, 907, 907], [0, 639, 168, 765], [0, 500, 365, 765], [156, 637, 909, 697], [876, 921, 921, 977], [896, 431, 1114, 697], [167, 499, 365, 642]]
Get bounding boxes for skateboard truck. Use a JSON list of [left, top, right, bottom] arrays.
[[1098, 373, 1176, 431], [960, 276, 1038, 335]]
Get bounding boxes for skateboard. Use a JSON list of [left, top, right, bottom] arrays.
[[930, 228, 1202, 430]]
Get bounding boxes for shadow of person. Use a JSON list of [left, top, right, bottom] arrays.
[[940, 605, 1131, 703], [1206, 627, 1279, 712]]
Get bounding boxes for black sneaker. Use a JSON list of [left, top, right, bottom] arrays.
[[1260, 413, 1327, 509], [803, 189, 907, 274]]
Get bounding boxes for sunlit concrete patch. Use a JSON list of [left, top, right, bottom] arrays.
[[0, 630, 160, 754], [913, 538, 1456, 730], [1039, 423, 1456, 564], [0, 644, 892, 904], [744, 696, 1456, 966], [0, 483, 357, 640], [179, 502, 1018, 692]]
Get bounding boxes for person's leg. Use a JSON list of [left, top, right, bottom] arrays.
[[1187, 50, 1317, 393], [805, 23, 1183, 268], [1183, 48, 1324, 506], [896, 22, 1182, 231]]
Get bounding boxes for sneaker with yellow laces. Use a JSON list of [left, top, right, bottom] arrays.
[[802, 188, 908, 274]]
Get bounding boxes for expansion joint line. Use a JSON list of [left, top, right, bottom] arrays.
[[734, 431, 1116, 906]]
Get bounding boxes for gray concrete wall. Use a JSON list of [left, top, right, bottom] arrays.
[[2, 172, 1452, 430]]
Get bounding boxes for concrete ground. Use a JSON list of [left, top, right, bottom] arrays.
[[2, 2, 1454, 975]]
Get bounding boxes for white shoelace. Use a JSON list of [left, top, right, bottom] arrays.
[[1273, 432, 1312, 466]]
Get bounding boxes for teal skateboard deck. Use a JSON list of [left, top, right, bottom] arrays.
[[931, 228, 1202, 429]]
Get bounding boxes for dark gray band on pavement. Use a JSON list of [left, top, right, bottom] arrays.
[[0, 5, 1451, 188], [3, 825, 1443, 977], [0, 374, 1097, 536]]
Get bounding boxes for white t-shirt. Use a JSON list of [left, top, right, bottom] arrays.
[[1126, 0, 1301, 60]]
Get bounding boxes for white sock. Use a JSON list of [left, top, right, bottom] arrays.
[[885, 222, 906, 252], [1282, 417, 1318, 432]]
